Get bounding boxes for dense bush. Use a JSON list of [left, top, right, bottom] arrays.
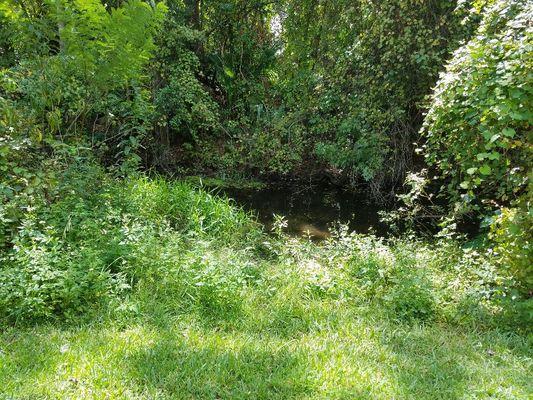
[[0, 0, 165, 168], [296, 0, 477, 192], [0, 163, 258, 322], [144, 0, 480, 184], [152, 2, 220, 164], [423, 0, 532, 210], [0, 0, 165, 250], [422, 0, 532, 288]]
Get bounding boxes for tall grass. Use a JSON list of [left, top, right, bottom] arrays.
[[0, 164, 259, 322]]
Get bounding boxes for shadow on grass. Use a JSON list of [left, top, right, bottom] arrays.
[[378, 323, 533, 399], [126, 329, 312, 400]]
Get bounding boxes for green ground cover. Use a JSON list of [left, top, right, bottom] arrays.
[[1, 169, 530, 399]]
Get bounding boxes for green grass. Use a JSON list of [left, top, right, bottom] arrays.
[[1, 295, 531, 399], [183, 175, 267, 190], [0, 168, 531, 399]]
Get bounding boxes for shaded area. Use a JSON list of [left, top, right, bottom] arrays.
[[221, 183, 388, 239], [127, 332, 311, 399], [2, 313, 531, 400]]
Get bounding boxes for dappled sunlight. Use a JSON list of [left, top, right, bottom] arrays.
[[1, 172, 530, 398], [2, 307, 531, 399]]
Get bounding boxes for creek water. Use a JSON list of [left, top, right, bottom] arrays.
[[220, 184, 388, 239]]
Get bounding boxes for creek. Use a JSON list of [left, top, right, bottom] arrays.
[[220, 183, 388, 239]]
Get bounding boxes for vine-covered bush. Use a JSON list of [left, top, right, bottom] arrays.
[[422, 0, 532, 288], [153, 4, 219, 151], [423, 0, 532, 210], [277, 0, 477, 192]]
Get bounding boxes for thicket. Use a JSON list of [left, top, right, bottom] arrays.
[[148, 0, 483, 190], [422, 0, 532, 289]]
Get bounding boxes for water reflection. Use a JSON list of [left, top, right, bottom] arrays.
[[220, 184, 387, 239]]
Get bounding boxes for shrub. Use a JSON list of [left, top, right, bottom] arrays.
[[343, 237, 436, 322], [0, 162, 260, 323], [422, 0, 532, 215], [490, 203, 533, 291], [421, 0, 532, 292], [383, 273, 436, 323]]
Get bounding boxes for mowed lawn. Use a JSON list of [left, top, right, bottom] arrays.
[[1, 296, 531, 399]]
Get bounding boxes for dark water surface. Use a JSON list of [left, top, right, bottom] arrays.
[[220, 184, 388, 239]]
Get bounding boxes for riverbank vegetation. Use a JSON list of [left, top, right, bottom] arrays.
[[1, 0, 531, 398], [1, 166, 531, 398]]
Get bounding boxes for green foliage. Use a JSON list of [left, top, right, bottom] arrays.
[[348, 251, 436, 322], [150, 0, 288, 174], [277, 0, 478, 190], [0, 0, 164, 165], [0, 0, 163, 261], [0, 0, 166, 250], [0, 95, 59, 248], [421, 0, 532, 287], [490, 201, 533, 290], [0, 4, 530, 392], [3, 162, 529, 327], [0, 8, 16, 68], [58, 0, 165, 90], [153, 11, 219, 150], [423, 0, 532, 211], [0, 163, 258, 322], [163, 0, 478, 181], [236, 110, 310, 174], [142, 0, 492, 187]]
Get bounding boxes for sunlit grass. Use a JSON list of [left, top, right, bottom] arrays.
[[1, 302, 531, 399]]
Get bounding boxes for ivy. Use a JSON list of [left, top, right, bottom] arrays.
[[423, 0, 532, 211]]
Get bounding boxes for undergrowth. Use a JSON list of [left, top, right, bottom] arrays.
[[0, 164, 531, 399], [1, 163, 530, 328]]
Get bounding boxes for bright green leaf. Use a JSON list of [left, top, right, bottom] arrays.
[[479, 164, 492, 175]]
